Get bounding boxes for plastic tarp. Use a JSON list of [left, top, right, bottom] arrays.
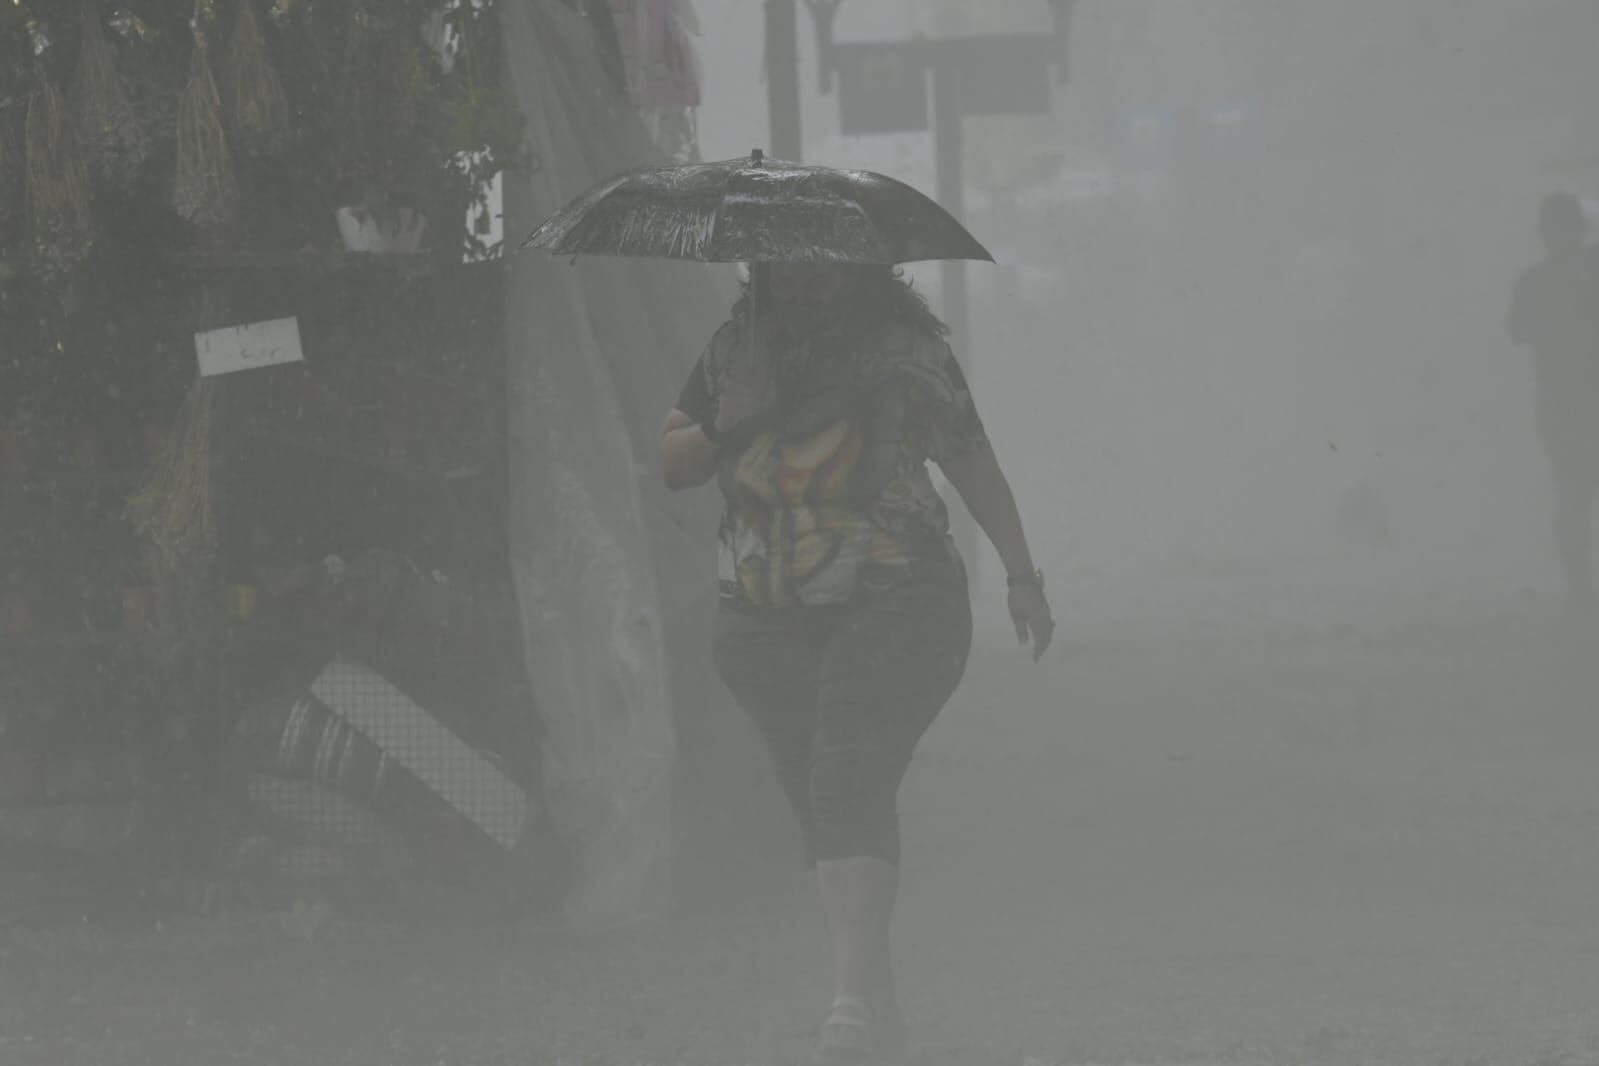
[[501, 0, 788, 928]]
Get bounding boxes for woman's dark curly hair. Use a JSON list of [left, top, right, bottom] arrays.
[[733, 264, 950, 341]]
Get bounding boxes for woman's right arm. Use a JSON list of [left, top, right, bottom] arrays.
[[659, 408, 721, 491]]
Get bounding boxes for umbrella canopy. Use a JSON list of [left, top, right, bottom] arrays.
[[521, 150, 993, 264]]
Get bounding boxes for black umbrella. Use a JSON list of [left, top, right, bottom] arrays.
[[520, 150, 993, 265]]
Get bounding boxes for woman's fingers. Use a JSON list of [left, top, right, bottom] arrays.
[[1008, 588, 1055, 660], [1031, 614, 1055, 661]]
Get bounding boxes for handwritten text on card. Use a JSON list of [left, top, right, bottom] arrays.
[[196, 317, 305, 378]]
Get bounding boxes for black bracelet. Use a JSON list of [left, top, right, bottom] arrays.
[[698, 418, 726, 446], [1007, 569, 1044, 590]]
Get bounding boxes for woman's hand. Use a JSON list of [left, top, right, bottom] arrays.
[[1008, 583, 1055, 661], [659, 408, 721, 490]]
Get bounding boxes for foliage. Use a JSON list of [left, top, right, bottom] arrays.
[[0, 0, 530, 266], [267, 0, 529, 238]]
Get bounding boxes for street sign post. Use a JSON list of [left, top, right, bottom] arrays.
[[766, 0, 804, 160]]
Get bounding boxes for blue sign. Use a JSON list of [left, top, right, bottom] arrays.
[[1118, 101, 1263, 173], [1117, 105, 1176, 174], [1197, 99, 1262, 162]]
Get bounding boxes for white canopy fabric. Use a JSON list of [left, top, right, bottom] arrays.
[[501, 0, 788, 928]]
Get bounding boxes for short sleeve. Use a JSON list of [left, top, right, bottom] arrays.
[[915, 340, 989, 465], [676, 320, 743, 423], [675, 355, 713, 423]]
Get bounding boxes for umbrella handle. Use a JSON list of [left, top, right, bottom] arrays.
[[747, 262, 773, 369], [744, 145, 766, 352]]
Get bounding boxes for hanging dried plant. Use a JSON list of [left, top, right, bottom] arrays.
[[172, 24, 237, 228], [0, 105, 20, 242], [368, 9, 428, 149], [25, 71, 95, 281], [72, 0, 150, 189], [222, 0, 290, 157], [129, 374, 219, 572]]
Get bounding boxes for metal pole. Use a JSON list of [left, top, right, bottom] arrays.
[[931, 58, 969, 362], [929, 56, 979, 587], [765, 0, 803, 160], [1049, 0, 1078, 82]]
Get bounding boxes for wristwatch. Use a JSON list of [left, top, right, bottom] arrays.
[[1007, 568, 1045, 590]]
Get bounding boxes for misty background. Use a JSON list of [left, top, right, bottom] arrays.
[[6, 3, 1599, 1063], [696, 0, 1599, 632]]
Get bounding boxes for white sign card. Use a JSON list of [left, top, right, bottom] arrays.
[[196, 317, 305, 378]]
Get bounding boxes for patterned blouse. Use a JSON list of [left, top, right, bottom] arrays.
[[676, 309, 988, 608]]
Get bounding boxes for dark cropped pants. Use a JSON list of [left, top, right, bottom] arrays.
[[713, 567, 972, 867]]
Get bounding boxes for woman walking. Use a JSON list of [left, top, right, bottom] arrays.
[[659, 262, 1054, 1061]]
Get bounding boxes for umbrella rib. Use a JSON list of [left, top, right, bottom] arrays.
[[524, 155, 993, 264]]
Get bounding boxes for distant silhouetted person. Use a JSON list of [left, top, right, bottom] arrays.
[[1508, 192, 1599, 617]]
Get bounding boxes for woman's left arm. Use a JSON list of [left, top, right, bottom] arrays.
[[940, 442, 1055, 660]]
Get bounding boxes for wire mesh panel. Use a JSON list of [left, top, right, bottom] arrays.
[[236, 656, 534, 895], [246, 773, 404, 854], [307, 659, 529, 851]]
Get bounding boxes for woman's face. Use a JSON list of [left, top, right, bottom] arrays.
[[767, 264, 851, 307]]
